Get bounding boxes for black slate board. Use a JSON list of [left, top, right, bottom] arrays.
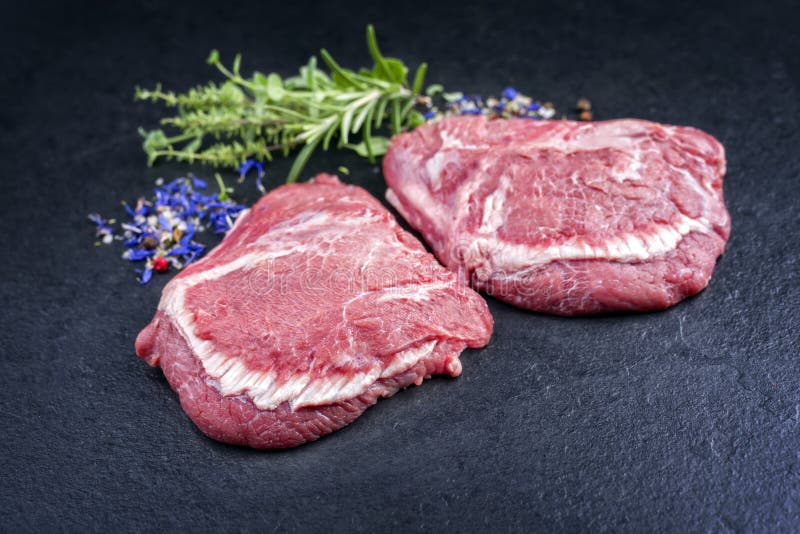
[[2, 0, 799, 531]]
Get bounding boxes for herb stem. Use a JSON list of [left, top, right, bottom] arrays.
[[136, 26, 429, 181]]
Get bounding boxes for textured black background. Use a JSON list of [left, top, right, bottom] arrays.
[[2, 0, 799, 531]]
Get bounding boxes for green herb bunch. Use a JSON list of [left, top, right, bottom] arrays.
[[135, 25, 429, 183]]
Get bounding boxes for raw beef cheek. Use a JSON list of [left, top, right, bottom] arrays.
[[383, 116, 731, 315], [135, 174, 493, 448]]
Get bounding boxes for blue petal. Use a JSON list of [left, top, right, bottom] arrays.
[[239, 159, 266, 179], [168, 246, 190, 256], [139, 268, 153, 285], [127, 249, 155, 261], [239, 159, 256, 177], [158, 213, 172, 230], [502, 87, 518, 100], [191, 176, 208, 189]]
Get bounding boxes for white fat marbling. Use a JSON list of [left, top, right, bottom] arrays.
[[463, 213, 711, 275], [159, 210, 448, 411]]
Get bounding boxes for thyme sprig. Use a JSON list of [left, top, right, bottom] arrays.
[[135, 25, 428, 183]]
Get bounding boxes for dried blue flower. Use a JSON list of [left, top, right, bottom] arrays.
[[168, 246, 191, 256], [183, 222, 195, 240], [420, 86, 555, 124], [126, 249, 156, 261], [90, 175, 246, 284], [502, 87, 518, 100], [88, 214, 113, 232], [158, 213, 172, 231], [140, 268, 153, 285], [122, 202, 137, 217], [239, 158, 265, 179]]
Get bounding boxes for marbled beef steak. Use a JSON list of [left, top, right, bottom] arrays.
[[383, 116, 731, 315], [136, 174, 493, 448]]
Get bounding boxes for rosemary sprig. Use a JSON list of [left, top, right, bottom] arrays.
[[135, 25, 428, 183]]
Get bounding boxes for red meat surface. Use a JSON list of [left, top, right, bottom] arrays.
[[136, 174, 493, 448], [384, 116, 730, 315]]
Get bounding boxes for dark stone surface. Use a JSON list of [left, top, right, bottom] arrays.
[[1, 0, 798, 531]]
